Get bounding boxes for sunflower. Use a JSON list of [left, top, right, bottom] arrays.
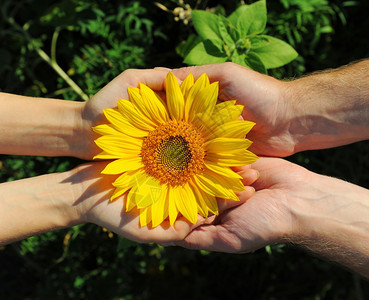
[[93, 72, 258, 227]]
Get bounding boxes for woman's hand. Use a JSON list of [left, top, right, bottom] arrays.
[[0, 161, 258, 245], [76, 68, 170, 160], [70, 162, 259, 243], [0, 69, 170, 160]]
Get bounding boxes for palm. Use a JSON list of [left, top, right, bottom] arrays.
[[71, 162, 258, 244], [179, 158, 309, 252], [69, 162, 202, 243]]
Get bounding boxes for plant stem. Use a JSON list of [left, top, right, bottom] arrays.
[[36, 45, 89, 101], [7, 17, 89, 101]]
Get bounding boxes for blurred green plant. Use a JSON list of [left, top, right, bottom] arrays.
[[268, 0, 357, 55], [177, 0, 298, 73], [0, 0, 166, 100], [266, 0, 358, 77]]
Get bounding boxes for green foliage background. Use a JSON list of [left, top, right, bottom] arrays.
[[1, 0, 369, 299]]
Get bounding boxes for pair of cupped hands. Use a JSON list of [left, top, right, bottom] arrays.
[[74, 63, 307, 253]]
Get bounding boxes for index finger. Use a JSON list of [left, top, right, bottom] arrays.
[[172, 63, 231, 82]]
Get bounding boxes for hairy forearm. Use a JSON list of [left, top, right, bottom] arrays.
[[0, 93, 85, 157], [290, 174, 369, 278], [0, 171, 82, 245], [286, 60, 369, 152]]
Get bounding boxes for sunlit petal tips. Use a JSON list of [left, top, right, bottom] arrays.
[[93, 72, 258, 227]]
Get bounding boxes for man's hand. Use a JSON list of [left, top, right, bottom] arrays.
[[176, 157, 369, 278], [172, 63, 294, 157], [172, 60, 369, 157]]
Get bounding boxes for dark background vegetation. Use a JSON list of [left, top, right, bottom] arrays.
[[1, 0, 369, 299]]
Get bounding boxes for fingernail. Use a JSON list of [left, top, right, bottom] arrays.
[[154, 67, 173, 71]]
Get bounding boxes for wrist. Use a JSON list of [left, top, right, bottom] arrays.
[[52, 169, 86, 228], [0, 94, 91, 158], [285, 173, 369, 276], [282, 78, 324, 153], [73, 100, 106, 160], [0, 171, 84, 245], [70, 102, 96, 160], [284, 66, 369, 153]]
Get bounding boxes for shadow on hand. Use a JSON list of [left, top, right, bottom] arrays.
[[61, 161, 116, 209]]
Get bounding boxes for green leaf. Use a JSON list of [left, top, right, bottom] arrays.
[[231, 52, 266, 74], [176, 34, 202, 58], [39, 0, 78, 27], [218, 16, 235, 48], [252, 35, 298, 69], [231, 53, 247, 66], [244, 52, 267, 74], [227, 5, 243, 26], [74, 276, 85, 288], [249, 36, 270, 49], [117, 237, 137, 252], [191, 10, 223, 49], [227, 0, 267, 36], [319, 26, 334, 34], [184, 40, 228, 65]]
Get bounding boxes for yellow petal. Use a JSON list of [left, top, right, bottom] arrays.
[[210, 120, 255, 139], [133, 173, 163, 209], [151, 184, 169, 228], [126, 185, 138, 212], [124, 168, 157, 212], [206, 150, 259, 166], [189, 81, 218, 122], [112, 169, 144, 202], [103, 108, 148, 137], [140, 84, 168, 121], [175, 184, 198, 224], [204, 161, 242, 179], [110, 186, 129, 202], [113, 168, 143, 187], [93, 124, 122, 136], [189, 181, 218, 217], [194, 173, 239, 201], [205, 137, 253, 153], [166, 72, 184, 120], [202, 193, 218, 215], [139, 206, 152, 227], [168, 187, 179, 225], [117, 99, 156, 131], [95, 135, 141, 156], [93, 150, 138, 160], [212, 104, 244, 125], [180, 73, 194, 100], [195, 197, 207, 217], [128, 85, 168, 124], [213, 100, 236, 113], [96, 134, 142, 147], [101, 157, 143, 175], [202, 169, 245, 192], [192, 102, 243, 137], [184, 73, 210, 121]]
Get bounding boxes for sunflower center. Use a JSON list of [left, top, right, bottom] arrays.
[[157, 136, 191, 171], [141, 120, 205, 186]]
